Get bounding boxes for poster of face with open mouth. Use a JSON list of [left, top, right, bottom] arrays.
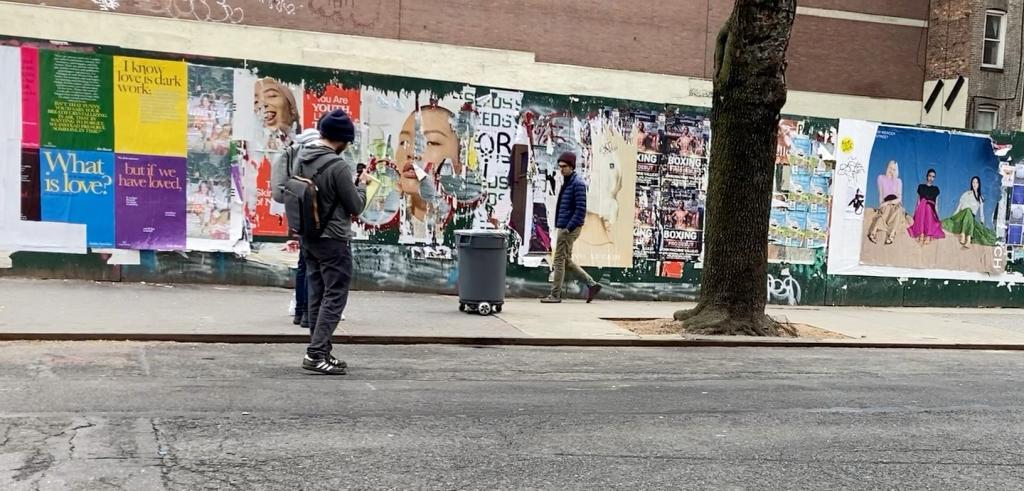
[[230, 71, 304, 237], [358, 86, 474, 245], [231, 71, 303, 152]]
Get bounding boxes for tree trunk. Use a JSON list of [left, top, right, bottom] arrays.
[[674, 0, 797, 336]]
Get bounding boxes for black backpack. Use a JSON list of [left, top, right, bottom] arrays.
[[282, 154, 337, 239]]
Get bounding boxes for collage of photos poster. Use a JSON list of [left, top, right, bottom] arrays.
[[624, 111, 710, 271], [769, 119, 835, 263]]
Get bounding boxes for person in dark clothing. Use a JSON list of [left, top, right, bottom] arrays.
[[541, 152, 602, 304], [273, 127, 321, 328], [297, 109, 368, 375]]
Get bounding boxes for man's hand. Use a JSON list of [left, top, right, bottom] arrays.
[[357, 171, 371, 185]]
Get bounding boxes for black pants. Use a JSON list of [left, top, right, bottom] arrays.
[[303, 237, 352, 359], [295, 245, 307, 316]]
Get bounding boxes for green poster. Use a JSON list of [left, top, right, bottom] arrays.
[[40, 51, 114, 151]]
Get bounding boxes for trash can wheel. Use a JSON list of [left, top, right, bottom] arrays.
[[459, 302, 466, 312], [477, 302, 492, 316], [494, 304, 502, 313]]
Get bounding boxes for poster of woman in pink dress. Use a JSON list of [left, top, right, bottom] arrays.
[[907, 168, 945, 245]]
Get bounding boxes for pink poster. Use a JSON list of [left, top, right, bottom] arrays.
[[20, 46, 39, 148]]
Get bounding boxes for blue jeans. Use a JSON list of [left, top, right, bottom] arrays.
[[295, 245, 308, 316]]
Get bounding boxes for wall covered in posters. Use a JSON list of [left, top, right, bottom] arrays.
[[986, 132, 1024, 262], [2, 37, 1022, 308], [1012, 166, 1024, 248], [770, 118, 835, 264]]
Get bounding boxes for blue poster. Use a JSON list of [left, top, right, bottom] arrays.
[[1010, 204, 1024, 246], [792, 135, 814, 157], [790, 167, 812, 195], [40, 148, 115, 247], [805, 210, 829, 248], [1009, 225, 1023, 246], [810, 174, 830, 197], [784, 211, 807, 247], [864, 128, 1001, 223], [860, 126, 1004, 273]]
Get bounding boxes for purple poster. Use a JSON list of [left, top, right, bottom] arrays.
[[115, 154, 187, 250]]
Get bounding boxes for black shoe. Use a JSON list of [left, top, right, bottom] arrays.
[[302, 355, 346, 375], [327, 355, 347, 369], [292, 313, 303, 325], [586, 284, 603, 303], [300, 313, 309, 329]]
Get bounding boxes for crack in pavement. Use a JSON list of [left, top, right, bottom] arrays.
[[61, 421, 96, 459], [0, 423, 11, 448], [11, 446, 55, 485], [150, 418, 176, 490], [10, 420, 94, 486]]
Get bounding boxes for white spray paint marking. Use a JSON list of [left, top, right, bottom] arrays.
[[767, 274, 802, 306], [91, 0, 120, 11]]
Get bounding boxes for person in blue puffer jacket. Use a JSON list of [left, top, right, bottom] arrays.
[[541, 152, 603, 304]]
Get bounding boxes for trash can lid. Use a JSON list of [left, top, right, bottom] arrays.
[[455, 228, 509, 236]]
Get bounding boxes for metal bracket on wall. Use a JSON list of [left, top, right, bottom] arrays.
[[923, 79, 944, 113], [944, 76, 966, 111]]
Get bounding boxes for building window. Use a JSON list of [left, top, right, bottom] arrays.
[[975, 106, 999, 131], [984, 10, 1007, 68]]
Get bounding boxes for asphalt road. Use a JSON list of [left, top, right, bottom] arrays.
[[1, 342, 1023, 490]]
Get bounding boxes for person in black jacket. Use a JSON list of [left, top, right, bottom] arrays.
[[296, 109, 368, 375], [541, 152, 602, 304]]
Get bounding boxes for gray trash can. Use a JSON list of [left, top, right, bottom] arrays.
[[455, 229, 508, 315]]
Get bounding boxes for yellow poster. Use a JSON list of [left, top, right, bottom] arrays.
[[114, 56, 187, 156]]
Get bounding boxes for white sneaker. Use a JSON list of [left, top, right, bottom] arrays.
[[341, 313, 346, 321]]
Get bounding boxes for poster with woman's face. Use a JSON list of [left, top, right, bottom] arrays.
[[232, 71, 303, 153], [358, 86, 476, 245], [358, 162, 402, 229]]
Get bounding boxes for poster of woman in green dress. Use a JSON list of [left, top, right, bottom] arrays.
[[942, 176, 998, 248]]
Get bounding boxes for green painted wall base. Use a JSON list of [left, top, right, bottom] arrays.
[[2, 250, 1020, 307]]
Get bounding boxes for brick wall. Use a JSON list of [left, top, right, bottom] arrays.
[[967, 0, 1024, 130], [788, 16, 927, 100], [927, 0, 974, 80], [5, 0, 928, 101]]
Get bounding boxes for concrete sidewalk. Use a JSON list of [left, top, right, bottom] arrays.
[[1, 278, 1023, 348]]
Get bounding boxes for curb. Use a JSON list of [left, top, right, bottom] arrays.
[[3, 332, 1024, 350]]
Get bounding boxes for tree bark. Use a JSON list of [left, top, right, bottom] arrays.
[[674, 0, 797, 336]]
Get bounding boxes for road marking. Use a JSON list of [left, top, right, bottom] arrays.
[[137, 348, 151, 377]]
